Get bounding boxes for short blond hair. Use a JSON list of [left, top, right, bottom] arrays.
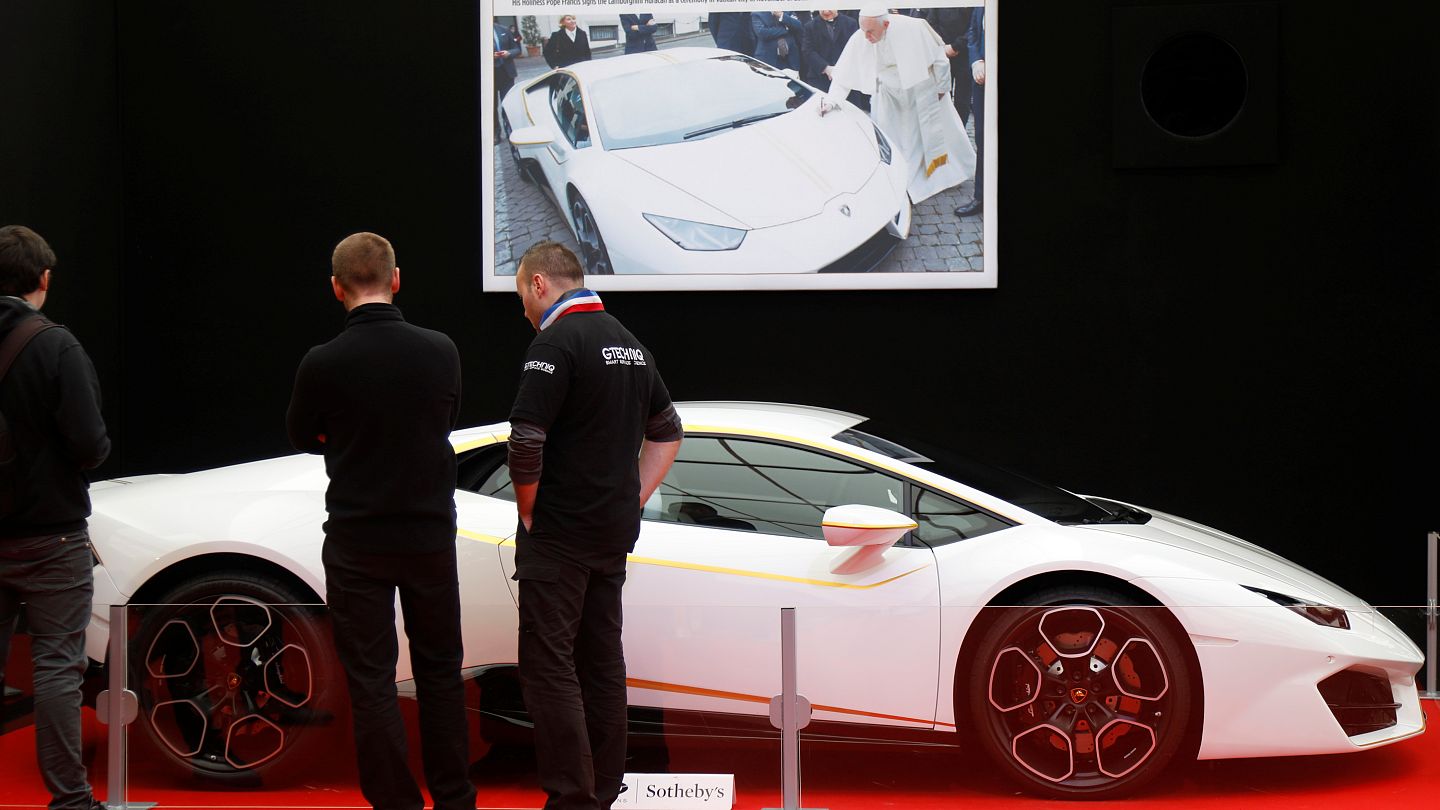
[[331, 232, 395, 293]]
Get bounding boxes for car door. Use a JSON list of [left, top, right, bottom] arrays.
[[450, 437, 525, 671], [520, 73, 589, 168], [621, 434, 941, 731]]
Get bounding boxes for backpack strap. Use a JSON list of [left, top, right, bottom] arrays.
[[0, 315, 60, 384]]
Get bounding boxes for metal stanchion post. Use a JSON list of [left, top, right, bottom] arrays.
[[96, 604, 154, 810], [1424, 532, 1438, 700], [764, 608, 824, 810]]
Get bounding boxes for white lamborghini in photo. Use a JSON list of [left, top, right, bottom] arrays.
[[498, 48, 913, 275], [84, 402, 1424, 798]]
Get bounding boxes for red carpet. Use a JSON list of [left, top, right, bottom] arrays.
[[1, 701, 1436, 809], [4, 633, 1438, 809]]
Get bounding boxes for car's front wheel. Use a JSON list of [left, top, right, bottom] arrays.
[[966, 586, 1195, 799], [568, 189, 613, 274], [128, 571, 336, 784]]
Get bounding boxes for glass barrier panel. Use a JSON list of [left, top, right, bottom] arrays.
[[613, 604, 784, 809], [15, 598, 1419, 808], [116, 601, 784, 809], [1377, 605, 1434, 695], [122, 601, 351, 806], [2, 604, 108, 808], [797, 604, 1438, 807]]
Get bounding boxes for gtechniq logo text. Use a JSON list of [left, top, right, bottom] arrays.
[[523, 360, 555, 374], [601, 346, 646, 366]]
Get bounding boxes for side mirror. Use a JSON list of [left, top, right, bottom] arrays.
[[508, 125, 554, 148], [821, 504, 917, 575]]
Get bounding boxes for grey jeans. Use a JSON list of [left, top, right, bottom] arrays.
[[0, 530, 96, 810]]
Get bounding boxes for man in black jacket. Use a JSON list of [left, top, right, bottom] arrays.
[[708, 11, 754, 55], [509, 241, 681, 810], [493, 21, 522, 142], [286, 232, 474, 810], [0, 225, 109, 810], [544, 15, 592, 69], [955, 9, 986, 218], [801, 10, 859, 92], [924, 6, 974, 125], [620, 13, 658, 54]]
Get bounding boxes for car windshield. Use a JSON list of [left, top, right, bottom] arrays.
[[588, 55, 813, 150], [834, 423, 1145, 525]]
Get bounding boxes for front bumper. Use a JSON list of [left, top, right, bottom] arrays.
[[1134, 577, 1425, 759], [607, 162, 911, 275]]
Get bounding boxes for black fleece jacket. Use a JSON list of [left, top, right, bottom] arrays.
[[286, 303, 461, 553], [0, 297, 110, 540]]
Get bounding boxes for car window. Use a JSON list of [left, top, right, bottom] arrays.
[[835, 424, 1115, 525], [588, 56, 812, 149], [549, 75, 591, 148], [912, 488, 1012, 546], [646, 436, 905, 539], [457, 446, 514, 501]]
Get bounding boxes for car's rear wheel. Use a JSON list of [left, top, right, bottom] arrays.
[[568, 190, 613, 274], [966, 586, 1194, 799], [129, 572, 336, 784]]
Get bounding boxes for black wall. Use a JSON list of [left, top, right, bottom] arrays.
[[0, 1, 124, 474], [2, 1, 1436, 604]]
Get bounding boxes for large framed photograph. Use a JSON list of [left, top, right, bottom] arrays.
[[482, 2, 996, 291]]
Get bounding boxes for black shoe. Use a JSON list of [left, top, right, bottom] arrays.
[[954, 198, 983, 217]]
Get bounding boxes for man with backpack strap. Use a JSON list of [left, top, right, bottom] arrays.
[[0, 224, 110, 810]]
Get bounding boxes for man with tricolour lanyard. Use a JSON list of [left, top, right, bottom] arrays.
[[508, 240, 682, 810]]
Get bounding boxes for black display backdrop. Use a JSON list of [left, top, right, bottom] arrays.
[[1, 1, 1436, 605], [0, 1, 124, 476]]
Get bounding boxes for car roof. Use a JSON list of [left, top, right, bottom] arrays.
[[674, 401, 866, 442], [453, 402, 866, 447]]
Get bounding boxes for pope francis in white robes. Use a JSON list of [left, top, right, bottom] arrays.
[[821, 7, 977, 204]]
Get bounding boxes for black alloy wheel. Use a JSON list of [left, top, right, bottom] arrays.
[[966, 586, 1194, 799], [129, 572, 336, 783], [568, 190, 614, 275]]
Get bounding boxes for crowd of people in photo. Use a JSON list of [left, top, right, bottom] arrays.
[[494, 8, 986, 220]]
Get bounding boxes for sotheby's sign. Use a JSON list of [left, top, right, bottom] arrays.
[[614, 773, 735, 808]]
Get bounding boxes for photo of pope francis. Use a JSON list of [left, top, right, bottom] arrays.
[[820, 6, 977, 204]]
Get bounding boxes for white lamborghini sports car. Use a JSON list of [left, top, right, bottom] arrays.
[[84, 403, 1424, 798], [498, 48, 913, 275]]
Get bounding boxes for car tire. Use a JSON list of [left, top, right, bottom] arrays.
[[128, 571, 337, 784], [965, 586, 1194, 799], [568, 189, 614, 275]]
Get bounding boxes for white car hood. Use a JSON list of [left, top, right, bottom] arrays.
[[1079, 508, 1365, 607], [612, 100, 880, 229]]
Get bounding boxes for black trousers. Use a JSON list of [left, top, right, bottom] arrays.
[[0, 531, 95, 810], [515, 540, 628, 810], [971, 78, 986, 201], [948, 57, 971, 124], [322, 540, 476, 810]]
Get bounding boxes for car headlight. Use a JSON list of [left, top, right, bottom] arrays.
[[643, 214, 746, 251], [873, 124, 892, 165], [1244, 586, 1351, 630]]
